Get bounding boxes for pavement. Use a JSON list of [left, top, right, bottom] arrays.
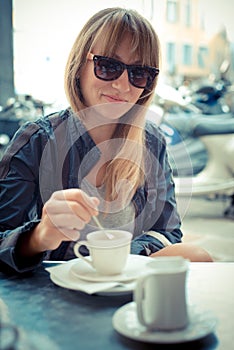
[[177, 195, 234, 261]]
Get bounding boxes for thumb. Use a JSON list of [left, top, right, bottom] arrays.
[[90, 197, 100, 210]]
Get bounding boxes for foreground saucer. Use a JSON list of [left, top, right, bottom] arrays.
[[70, 255, 147, 282], [46, 255, 153, 295], [112, 302, 216, 344]]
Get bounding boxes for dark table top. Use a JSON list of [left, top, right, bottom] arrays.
[[0, 262, 233, 350]]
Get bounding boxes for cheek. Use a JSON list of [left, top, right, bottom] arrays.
[[130, 89, 144, 103], [79, 70, 97, 105]]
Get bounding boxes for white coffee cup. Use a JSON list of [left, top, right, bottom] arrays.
[[134, 256, 190, 331], [73, 230, 133, 276]]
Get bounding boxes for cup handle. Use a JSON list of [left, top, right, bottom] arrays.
[[73, 241, 94, 268], [134, 274, 153, 328]]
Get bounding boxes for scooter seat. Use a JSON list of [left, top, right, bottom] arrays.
[[192, 118, 234, 137]]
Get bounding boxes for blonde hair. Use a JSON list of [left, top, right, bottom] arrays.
[[64, 8, 161, 206]]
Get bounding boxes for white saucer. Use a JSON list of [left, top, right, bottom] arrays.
[[112, 302, 216, 344], [70, 255, 142, 282], [46, 255, 153, 295], [50, 273, 134, 296]]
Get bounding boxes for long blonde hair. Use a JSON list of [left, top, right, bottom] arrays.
[[64, 8, 161, 206]]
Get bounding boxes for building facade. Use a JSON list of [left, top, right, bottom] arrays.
[[144, 0, 233, 84]]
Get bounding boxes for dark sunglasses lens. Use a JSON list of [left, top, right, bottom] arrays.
[[94, 57, 123, 81], [129, 67, 155, 88]]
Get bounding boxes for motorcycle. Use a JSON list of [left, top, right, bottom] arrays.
[[180, 59, 234, 115], [0, 94, 50, 159], [191, 83, 228, 115], [0, 133, 10, 160]]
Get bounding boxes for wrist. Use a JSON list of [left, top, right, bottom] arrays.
[[16, 224, 45, 258]]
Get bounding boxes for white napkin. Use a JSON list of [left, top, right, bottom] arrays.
[[45, 259, 136, 295]]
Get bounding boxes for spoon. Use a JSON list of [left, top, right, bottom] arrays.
[[92, 216, 114, 239]]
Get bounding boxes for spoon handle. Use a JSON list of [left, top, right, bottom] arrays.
[[92, 215, 104, 230], [92, 216, 114, 239]]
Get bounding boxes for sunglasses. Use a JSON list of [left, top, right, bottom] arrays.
[[87, 53, 159, 90]]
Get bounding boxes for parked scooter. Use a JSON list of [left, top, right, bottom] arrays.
[[154, 81, 233, 176], [172, 118, 234, 219], [151, 81, 234, 218]]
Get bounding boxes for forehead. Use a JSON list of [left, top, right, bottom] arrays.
[[93, 34, 140, 62]]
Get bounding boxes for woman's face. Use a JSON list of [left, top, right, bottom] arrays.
[[79, 35, 145, 119]]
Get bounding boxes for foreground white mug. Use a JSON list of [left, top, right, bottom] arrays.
[[73, 230, 133, 276], [134, 256, 190, 331]]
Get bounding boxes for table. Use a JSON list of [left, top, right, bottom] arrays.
[[0, 262, 233, 350]]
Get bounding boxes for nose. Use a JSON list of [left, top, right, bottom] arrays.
[[111, 69, 130, 92]]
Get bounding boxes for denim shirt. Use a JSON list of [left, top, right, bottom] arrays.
[[0, 108, 182, 273]]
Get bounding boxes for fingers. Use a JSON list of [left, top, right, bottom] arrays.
[[46, 189, 99, 222], [41, 189, 100, 242], [45, 200, 93, 224], [53, 189, 99, 215]]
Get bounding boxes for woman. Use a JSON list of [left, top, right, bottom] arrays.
[[0, 7, 212, 273]]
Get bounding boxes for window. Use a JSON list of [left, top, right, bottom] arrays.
[[183, 44, 192, 65], [166, 42, 176, 73], [184, 0, 191, 27], [198, 46, 208, 68], [166, 0, 178, 23]]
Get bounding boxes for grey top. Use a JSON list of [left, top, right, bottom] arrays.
[[81, 178, 135, 233]]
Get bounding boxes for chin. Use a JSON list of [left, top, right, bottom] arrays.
[[93, 102, 133, 120]]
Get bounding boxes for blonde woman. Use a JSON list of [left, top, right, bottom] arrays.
[[0, 8, 212, 273]]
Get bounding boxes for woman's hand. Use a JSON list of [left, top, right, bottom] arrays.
[[17, 189, 99, 257]]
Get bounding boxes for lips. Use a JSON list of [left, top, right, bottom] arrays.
[[103, 94, 127, 103]]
